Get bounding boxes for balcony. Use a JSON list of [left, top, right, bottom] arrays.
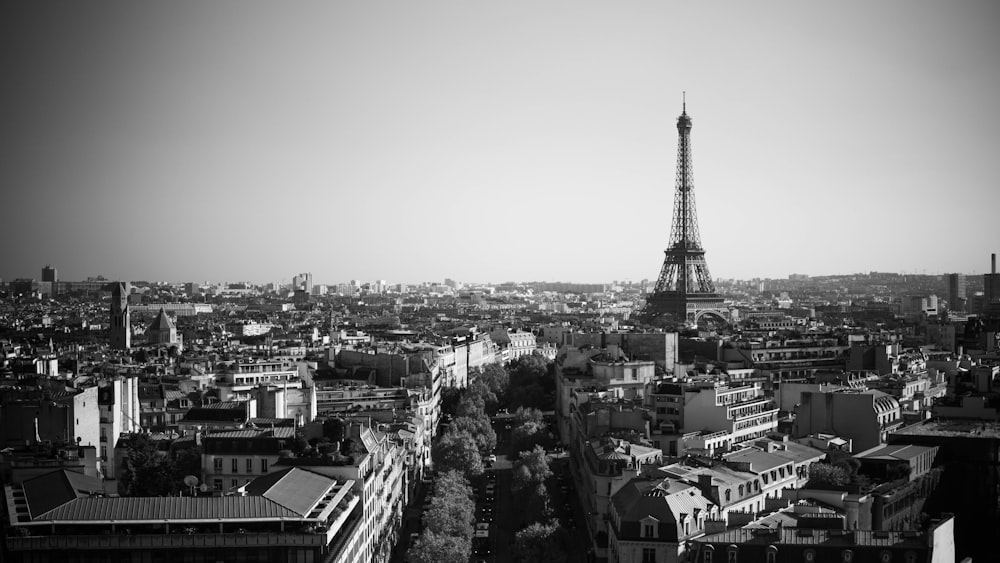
[[6, 532, 326, 552]]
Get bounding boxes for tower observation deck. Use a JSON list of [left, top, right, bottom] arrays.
[[645, 100, 727, 324]]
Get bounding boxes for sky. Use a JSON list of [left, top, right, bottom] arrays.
[[2, 1, 999, 286]]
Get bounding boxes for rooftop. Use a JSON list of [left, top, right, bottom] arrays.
[[697, 527, 928, 548], [892, 418, 1000, 439]]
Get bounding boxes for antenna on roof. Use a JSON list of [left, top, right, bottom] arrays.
[[683, 91, 686, 113]]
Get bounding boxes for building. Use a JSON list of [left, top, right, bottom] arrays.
[[576, 436, 663, 560], [202, 426, 296, 493], [144, 308, 180, 349], [108, 281, 131, 350], [2, 467, 360, 563], [679, 382, 779, 455], [688, 515, 955, 563], [888, 418, 1000, 562], [293, 272, 314, 295], [947, 273, 967, 311], [608, 475, 717, 563], [0, 387, 100, 452], [97, 376, 141, 483], [984, 253, 1000, 311], [793, 389, 902, 453], [277, 418, 406, 563], [41, 265, 57, 296], [855, 444, 941, 532], [489, 328, 538, 363]]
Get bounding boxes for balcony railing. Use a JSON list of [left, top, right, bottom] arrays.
[[6, 532, 326, 551]]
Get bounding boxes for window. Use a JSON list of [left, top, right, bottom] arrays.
[[214, 458, 223, 471], [804, 549, 816, 562], [643, 524, 655, 538], [246, 458, 253, 473], [739, 484, 744, 496], [725, 489, 731, 502], [642, 548, 656, 563], [213, 479, 222, 491], [727, 545, 738, 563], [702, 546, 714, 563], [766, 546, 778, 563], [261, 458, 268, 473], [231, 479, 238, 489], [842, 550, 854, 563], [232, 458, 238, 473]]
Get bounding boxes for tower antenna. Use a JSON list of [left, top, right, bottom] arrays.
[[682, 91, 686, 113]]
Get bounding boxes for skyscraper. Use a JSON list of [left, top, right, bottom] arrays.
[[41, 265, 57, 283], [985, 253, 1000, 311], [947, 273, 966, 311], [645, 100, 726, 324], [41, 265, 58, 297]]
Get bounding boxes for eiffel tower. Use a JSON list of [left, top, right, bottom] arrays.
[[645, 99, 727, 324]]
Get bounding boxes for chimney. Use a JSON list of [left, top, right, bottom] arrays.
[[993, 253, 997, 274], [698, 474, 713, 492]]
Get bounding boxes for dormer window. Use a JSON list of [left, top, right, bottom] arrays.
[[641, 517, 659, 539]]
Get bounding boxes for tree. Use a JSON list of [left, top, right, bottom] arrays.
[[424, 488, 475, 540], [510, 408, 549, 455], [172, 446, 202, 488], [450, 414, 497, 455], [432, 429, 484, 477], [410, 530, 470, 563], [440, 386, 463, 418], [322, 417, 345, 443], [506, 353, 555, 410], [119, 434, 177, 496], [512, 445, 552, 491], [456, 381, 496, 418], [512, 519, 568, 563], [805, 463, 850, 489], [522, 482, 552, 525], [435, 469, 473, 501], [473, 364, 510, 399]]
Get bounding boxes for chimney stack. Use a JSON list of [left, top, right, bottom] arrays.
[[993, 253, 996, 274]]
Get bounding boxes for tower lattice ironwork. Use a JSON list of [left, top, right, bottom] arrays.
[[646, 99, 726, 323]]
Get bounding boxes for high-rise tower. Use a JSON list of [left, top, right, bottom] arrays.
[[109, 281, 131, 350], [645, 100, 726, 323]]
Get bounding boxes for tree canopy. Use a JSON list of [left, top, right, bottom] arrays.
[[509, 407, 549, 455], [472, 363, 509, 399], [512, 445, 552, 492], [410, 530, 470, 563], [507, 353, 554, 410], [512, 519, 568, 563], [432, 428, 484, 478], [119, 434, 199, 497], [450, 414, 497, 456]]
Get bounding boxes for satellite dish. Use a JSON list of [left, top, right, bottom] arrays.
[[183, 475, 199, 487]]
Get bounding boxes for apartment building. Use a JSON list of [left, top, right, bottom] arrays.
[[202, 426, 296, 493], [794, 389, 902, 453]]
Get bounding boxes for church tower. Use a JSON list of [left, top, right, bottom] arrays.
[[109, 282, 131, 350]]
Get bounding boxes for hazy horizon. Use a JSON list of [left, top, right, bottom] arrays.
[[3, 1, 999, 286]]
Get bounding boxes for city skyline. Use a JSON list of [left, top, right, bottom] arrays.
[[2, 1, 999, 284]]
